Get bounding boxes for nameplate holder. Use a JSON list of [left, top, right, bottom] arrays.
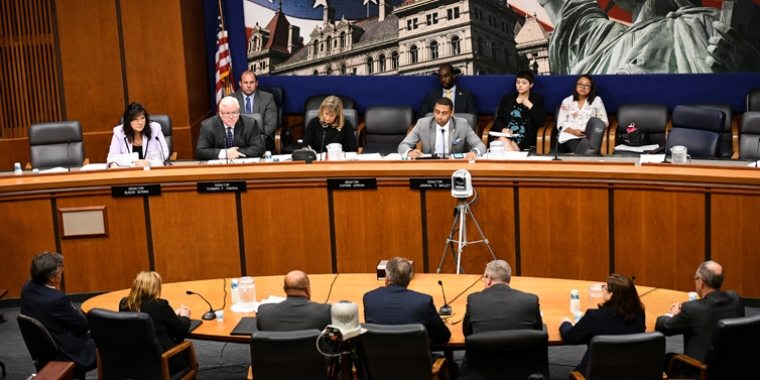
[[327, 178, 377, 190], [197, 181, 247, 193], [111, 184, 161, 197], [410, 178, 451, 190]]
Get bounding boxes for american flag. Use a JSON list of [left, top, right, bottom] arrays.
[[215, 15, 233, 111]]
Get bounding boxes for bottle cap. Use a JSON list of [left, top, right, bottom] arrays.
[[231, 278, 238, 284], [571, 289, 579, 295]]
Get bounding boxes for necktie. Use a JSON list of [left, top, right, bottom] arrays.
[[246, 97, 252, 113], [226, 127, 233, 149], [437, 128, 446, 155], [445, 90, 451, 99]]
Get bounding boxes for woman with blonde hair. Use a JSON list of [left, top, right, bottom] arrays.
[[119, 271, 191, 373], [303, 96, 359, 153]]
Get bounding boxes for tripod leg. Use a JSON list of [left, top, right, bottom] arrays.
[[456, 203, 467, 274], [465, 204, 498, 261], [437, 208, 461, 273]]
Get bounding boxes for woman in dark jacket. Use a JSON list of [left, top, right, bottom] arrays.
[[303, 95, 358, 153], [493, 70, 546, 151]]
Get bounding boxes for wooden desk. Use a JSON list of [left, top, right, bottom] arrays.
[[81, 273, 689, 346]]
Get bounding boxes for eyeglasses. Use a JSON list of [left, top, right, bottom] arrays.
[[601, 285, 608, 291], [220, 112, 240, 117], [576, 84, 591, 89], [694, 276, 701, 281]]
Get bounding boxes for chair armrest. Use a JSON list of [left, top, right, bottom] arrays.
[[568, 371, 585, 380], [481, 120, 495, 146], [248, 366, 253, 380], [431, 357, 447, 378], [358, 147, 363, 154], [279, 123, 304, 148], [668, 354, 707, 380], [536, 121, 555, 155], [732, 150, 739, 159], [161, 341, 197, 380], [607, 121, 619, 155], [35, 361, 76, 380], [25, 162, 31, 169], [83, 158, 89, 165], [170, 152, 178, 161], [731, 119, 739, 159], [358, 122, 367, 145]]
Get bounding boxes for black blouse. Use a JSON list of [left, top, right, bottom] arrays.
[[302, 117, 359, 153]]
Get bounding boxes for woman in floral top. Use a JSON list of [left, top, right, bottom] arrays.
[[556, 75, 609, 153]]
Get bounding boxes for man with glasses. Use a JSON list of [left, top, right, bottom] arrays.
[[196, 96, 265, 161], [20, 252, 97, 376], [656, 260, 744, 379]]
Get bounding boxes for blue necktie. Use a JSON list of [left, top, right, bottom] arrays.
[[246, 97, 252, 113], [226, 127, 233, 148]]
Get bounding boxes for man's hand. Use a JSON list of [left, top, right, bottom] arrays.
[[464, 151, 478, 160], [560, 316, 573, 325], [226, 147, 247, 159], [406, 149, 423, 159], [668, 302, 682, 316], [707, 20, 760, 73]]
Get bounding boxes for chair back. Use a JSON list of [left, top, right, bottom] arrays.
[[425, 112, 477, 132], [704, 313, 760, 379], [259, 86, 285, 126], [87, 308, 166, 380], [354, 323, 434, 380], [250, 329, 327, 380], [241, 113, 267, 151], [688, 104, 733, 157], [666, 105, 725, 158], [748, 86, 760, 112], [615, 103, 669, 147], [575, 117, 607, 155], [584, 332, 665, 380], [17, 314, 60, 371], [465, 329, 549, 380], [739, 112, 760, 160], [28, 121, 85, 169], [362, 105, 414, 154], [304, 109, 359, 148]]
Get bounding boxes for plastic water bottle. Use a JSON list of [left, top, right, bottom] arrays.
[[14, 162, 22, 175], [570, 289, 580, 314], [264, 151, 273, 162], [231, 278, 240, 305]]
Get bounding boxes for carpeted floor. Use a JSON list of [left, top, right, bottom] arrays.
[[4, 305, 755, 379]]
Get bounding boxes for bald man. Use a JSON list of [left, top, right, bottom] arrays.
[[256, 270, 332, 331]]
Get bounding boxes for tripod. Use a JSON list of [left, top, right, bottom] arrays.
[[437, 197, 497, 274]]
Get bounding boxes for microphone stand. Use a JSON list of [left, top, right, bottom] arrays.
[[154, 137, 170, 166], [319, 131, 327, 161], [186, 290, 216, 320], [437, 280, 452, 315], [552, 131, 561, 161]]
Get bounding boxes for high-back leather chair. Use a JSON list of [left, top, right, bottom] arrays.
[[575, 117, 607, 156], [17, 314, 60, 372], [303, 109, 359, 150], [279, 94, 356, 154], [353, 323, 446, 380], [610, 103, 669, 155], [87, 308, 198, 380], [748, 86, 760, 112], [28, 121, 86, 169], [689, 103, 735, 158], [250, 329, 328, 380], [738, 112, 760, 160], [258, 86, 285, 127], [570, 332, 665, 380], [666, 105, 725, 158], [464, 330, 549, 380], [359, 105, 414, 154], [241, 113, 266, 154]]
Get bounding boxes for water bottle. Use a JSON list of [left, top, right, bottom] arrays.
[[14, 162, 22, 175], [570, 289, 580, 314], [264, 151, 273, 162], [231, 278, 240, 305]]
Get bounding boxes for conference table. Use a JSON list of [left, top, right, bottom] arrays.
[[81, 273, 690, 347]]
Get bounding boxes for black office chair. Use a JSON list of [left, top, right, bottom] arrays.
[[464, 330, 549, 380], [353, 323, 447, 380], [17, 314, 61, 373], [241, 113, 266, 155], [748, 86, 760, 112], [359, 105, 414, 155], [688, 103, 735, 158], [610, 103, 669, 155], [87, 308, 198, 380], [575, 117, 607, 156], [119, 114, 176, 160], [668, 313, 760, 380], [259, 86, 286, 153], [665, 105, 725, 158], [302, 109, 359, 151], [279, 94, 356, 154], [250, 329, 329, 380], [28, 121, 87, 169], [570, 332, 665, 380], [738, 112, 760, 160]]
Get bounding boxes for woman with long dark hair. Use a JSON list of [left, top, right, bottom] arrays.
[[555, 75, 609, 153], [107, 102, 169, 163]]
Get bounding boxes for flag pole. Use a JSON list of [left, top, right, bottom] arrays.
[[218, 0, 234, 96]]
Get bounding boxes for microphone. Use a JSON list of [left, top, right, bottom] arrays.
[[552, 130, 561, 161], [154, 136, 170, 166], [186, 290, 216, 320], [66, 140, 72, 171], [319, 130, 327, 160], [631, 275, 636, 283], [437, 280, 452, 316]]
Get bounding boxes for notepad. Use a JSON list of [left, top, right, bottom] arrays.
[[230, 317, 259, 336], [188, 319, 202, 333]]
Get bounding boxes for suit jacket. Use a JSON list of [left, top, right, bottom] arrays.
[[119, 297, 190, 369], [560, 306, 646, 376], [417, 87, 478, 121], [462, 283, 543, 337], [106, 122, 169, 163], [493, 93, 546, 150], [363, 284, 451, 345], [19, 280, 97, 371], [398, 116, 486, 155], [233, 89, 278, 137], [196, 114, 265, 160], [656, 290, 744, 363], [256, 296, 332, 331]]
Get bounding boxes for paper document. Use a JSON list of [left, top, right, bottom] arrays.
[[747, 161, 760, 167], [383, 153, 403, 160], [206, 158, 260, 164], [639, 154, 666, 164], [357, 153, 383, 161], [615, 144, 659, 153], [483, 151, 530, 160], [488, 131, 518, 139], [79, 164, 109, 171], [39, 167, 69, 173], [272, 154, 291, 162], [111, 152, 139, 167]]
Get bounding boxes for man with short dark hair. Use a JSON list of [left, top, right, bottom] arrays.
[[362, 257, 451, 344], [417, 63, 478, 121], [257, 270, 332, 331], [20, 252, 97, 375], [656, 260, 744, 379], [232, 70, 277, 151], [463, 260, 543, 336]]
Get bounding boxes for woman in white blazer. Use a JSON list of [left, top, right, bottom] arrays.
[[107, 102, 169, 164]]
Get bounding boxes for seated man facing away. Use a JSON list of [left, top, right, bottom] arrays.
[[656, 260, 745, 380], [362, 257, 451, 345], [399, 97, 486, 160], [257, 270, 332, 331], [20, 252, 97, 375]]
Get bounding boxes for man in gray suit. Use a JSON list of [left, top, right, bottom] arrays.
[[232, 70, 277, 150], [399, 97, 485, 160], [256, 270, 332, 331], [463, 260, 543, 336]]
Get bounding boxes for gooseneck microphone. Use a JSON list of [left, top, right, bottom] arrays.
[[186, 290, 216, 320], [437, 280, 452, 316], [154, 136, 170, 166], [319, 130, 327, 160], [552, 130, 561, 161]]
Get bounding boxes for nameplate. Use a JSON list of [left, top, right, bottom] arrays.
[[410, 178, 451, 190], [197, 181, 247, 193], [327, 178, 377, 190], [111, 185, 161, 197]]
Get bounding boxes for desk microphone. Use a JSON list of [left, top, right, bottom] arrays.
[[155, 136, 170, 166], [186, 290, 216, 320], [437, 280, 452, 316], [319, 131, 327, 160]]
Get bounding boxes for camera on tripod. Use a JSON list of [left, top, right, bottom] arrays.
[[451, 169, 473, 198]]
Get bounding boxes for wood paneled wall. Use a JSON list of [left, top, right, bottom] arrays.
[[0, 0, 209, 170]]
